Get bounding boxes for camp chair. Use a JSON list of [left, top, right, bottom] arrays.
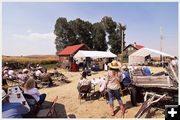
[[36, 96, 58, 118], [23, 93, 40, 108], [23, 93, 41, 113], [79, 84, 93, 104]]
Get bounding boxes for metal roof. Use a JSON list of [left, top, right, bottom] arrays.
[[130, 48, 174, 57], [73, 50, 117, 59]]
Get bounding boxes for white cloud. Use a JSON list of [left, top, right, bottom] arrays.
[[26, 29, 32, 33], [3, 32, 57, 56], [12, 32, 56, 41]]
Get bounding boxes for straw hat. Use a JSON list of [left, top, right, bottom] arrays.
[[3, 66, 9, 70], [37, 67, 42, 70], [23, 68, 29, 73], [108, 60, 121, 69]]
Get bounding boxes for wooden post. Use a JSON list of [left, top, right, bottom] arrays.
[[160, 27, 163, 66], [121, 25, 125, 65]]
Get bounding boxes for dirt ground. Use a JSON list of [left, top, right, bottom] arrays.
[[39, 68, 165, 118]]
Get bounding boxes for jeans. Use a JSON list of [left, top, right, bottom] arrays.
[[38, 93, 46, 105], [108, 88, 122, 106]]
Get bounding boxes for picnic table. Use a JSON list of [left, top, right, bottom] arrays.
[[8, 86, 30, 112]]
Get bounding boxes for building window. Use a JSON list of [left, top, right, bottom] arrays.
[[128, 47, 131, 51], [131, 47, 134, 50]]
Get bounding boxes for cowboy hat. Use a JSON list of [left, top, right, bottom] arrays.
[[108, 60, 121, 69], [23, 68, 29, 73], [37, 67, 42, 70], [3, 66, 9, 70]]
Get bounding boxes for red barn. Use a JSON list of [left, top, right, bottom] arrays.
[[57, 44, 89, 71]]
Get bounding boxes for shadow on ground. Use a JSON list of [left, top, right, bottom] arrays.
[[23, 100, 76, 118]]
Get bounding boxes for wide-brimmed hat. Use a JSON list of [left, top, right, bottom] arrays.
[[108, 60, 121, 69], [37, 67, 42, 70], [3, 66, 9, 70], [23, 68, 29, 73]]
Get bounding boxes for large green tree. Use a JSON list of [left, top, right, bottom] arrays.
[[54, 17, 76, 51], [69, 18, 93, 48], [54, 16, 126, 53], [92, 22, 107, 51], [101, 16, 126, 54]]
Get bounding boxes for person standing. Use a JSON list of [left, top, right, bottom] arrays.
[[106, 60, 126, 116], [142, 66, 151, 76]]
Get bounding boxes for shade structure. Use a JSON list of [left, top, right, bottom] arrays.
[[73, 50, 117, 59], [129, 47, 174, 65]]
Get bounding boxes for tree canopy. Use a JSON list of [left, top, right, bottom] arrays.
[[54, 16, 126, 54]]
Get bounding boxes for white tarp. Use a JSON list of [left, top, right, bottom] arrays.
[[129, 47, 174, 65], [73, 50, 117, 59]]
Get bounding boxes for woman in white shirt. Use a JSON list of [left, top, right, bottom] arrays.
[[24, 79, 46, 105]]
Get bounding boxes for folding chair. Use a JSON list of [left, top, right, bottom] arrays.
[[36, 96, 58, 118], [23, 93, 41, 112], [79, 85, 92, 104]]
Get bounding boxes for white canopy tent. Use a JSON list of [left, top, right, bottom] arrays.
[[73, 50, 117, 59], [129, 47, 174, 65]]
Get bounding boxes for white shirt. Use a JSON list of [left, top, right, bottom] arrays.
[[18, 74, 29, 82], [171, 59, 178, 66], [35, 70, 42, 77], [8, 70, 14, 76], [24, 88, 40, 102], [78, 78, 91, 86]]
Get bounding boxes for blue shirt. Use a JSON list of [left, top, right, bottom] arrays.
[[143, 67, 151, 76], [122, 71, 131, 87]]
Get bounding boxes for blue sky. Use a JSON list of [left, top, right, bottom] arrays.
[[2, 2, 178, 56]]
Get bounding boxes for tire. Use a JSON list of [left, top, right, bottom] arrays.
[[130, 86, 138, 106]]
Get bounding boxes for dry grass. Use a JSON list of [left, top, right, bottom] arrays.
[[2, 55, 59, 64]]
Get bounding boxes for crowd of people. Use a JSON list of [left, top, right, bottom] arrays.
[[2, 56, 178, 118], [2, 64, 70, 118], [75, 58, 111, 72]]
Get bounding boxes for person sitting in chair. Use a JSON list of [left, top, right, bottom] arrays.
[[142, 66, 151, 76], [53, 68, 59, 77], [122, 68, 131, 87], [77, 71, 91, 99], [18, 69, 30, 86], [24, 79, 46, 105], [40, 69, 53, 87]]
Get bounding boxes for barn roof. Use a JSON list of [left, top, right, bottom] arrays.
[[57, 44, 89, 56]]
